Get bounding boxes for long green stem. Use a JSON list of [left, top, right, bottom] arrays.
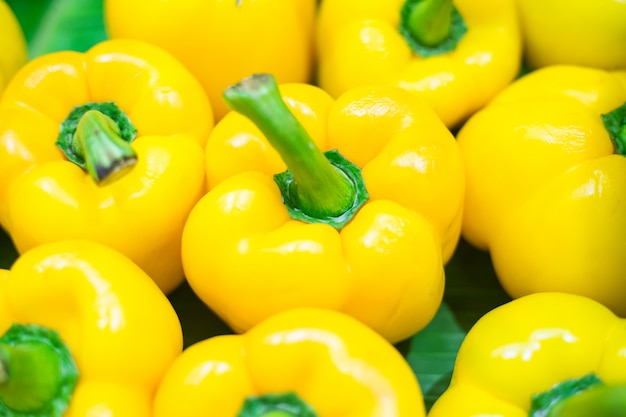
[[223, 74, 368, 230]]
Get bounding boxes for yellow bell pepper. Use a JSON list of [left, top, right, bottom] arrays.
[[0, 239, 183, 417], [0, 0, 27, 94], [428, 292, 626, 417], [315, 0, 522, 128], [154, 307, 425, 417], [516, 0, 626, 71], [182, 74, 464, 344], [457, 65, 626, 316], [0, 38, 214, 294], [104, 0, 316, 120]]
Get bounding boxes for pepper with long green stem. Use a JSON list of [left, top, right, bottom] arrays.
[[184, 74, 464, 343], [222, 73, 368, 229]]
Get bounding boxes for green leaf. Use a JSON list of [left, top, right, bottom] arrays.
[[6, 0, 107, 58], [405, 303, 465, 410]]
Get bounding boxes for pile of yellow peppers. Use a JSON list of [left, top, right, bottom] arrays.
[[0, 0, 625, 415]]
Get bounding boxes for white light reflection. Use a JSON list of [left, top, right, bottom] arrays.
[[492, 329, 578, 362], [184, 361, 232, 385]]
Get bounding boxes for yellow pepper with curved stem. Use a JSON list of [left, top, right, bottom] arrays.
[[182, 74, 464, 344], [0, 0, 27, 94], [0, 239, 183, 417], [104, 0, 316, 121], [0, 38, 213, 294], [515, 0, 626, 71], [316, 0, 522, 128], [428, 292, 626, 417], [154, 307, 425, 417], [457, 65, 626, 315]]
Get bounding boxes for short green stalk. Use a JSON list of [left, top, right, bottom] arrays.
[[222, 73, 368, 230], [399, 0, 467, 57], [56, 101, 138, 185], [0, 324, 79, 417]]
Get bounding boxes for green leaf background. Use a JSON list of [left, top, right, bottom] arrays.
[[1, 0, 513, 410]]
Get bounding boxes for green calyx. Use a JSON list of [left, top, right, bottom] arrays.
[[0, 323, 79, 417], [529, 373, 626, 417], [399, 0, 467, 57], [56, 101, 138, 185], [238, 392, 317, 417], [222, 73, 369, 230], [602, 101, 626, 156]]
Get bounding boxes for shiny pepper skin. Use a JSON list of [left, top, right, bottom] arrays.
[[182, 83, 465, 344], [428, 292, 626, 416], [154, 308, 426, 417], [104, 0, 316, 120], [457, 65, 626, 315], [0, 240, 183, 417], [0, 0, 27, 94]]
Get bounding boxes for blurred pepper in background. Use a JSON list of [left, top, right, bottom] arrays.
[[104, 0, 316, 120], [0, 0, 26, 95], [515, 0, 626, 70]]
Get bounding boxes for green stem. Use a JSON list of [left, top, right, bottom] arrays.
[[72, 110, 137, 185], [399, 0, 467, 57], [237, 392, 317, 417], [56, 101, 138, 186], [223, 74, 368, 230], [0, 324, 79, 417], [406, 0, 453, 47], [547, 385, 626, 417], [602, 102, 626, 156]]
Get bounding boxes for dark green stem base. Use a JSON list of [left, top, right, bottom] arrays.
[[56, 101, 138, 185], [238, 392, 317, 417]]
